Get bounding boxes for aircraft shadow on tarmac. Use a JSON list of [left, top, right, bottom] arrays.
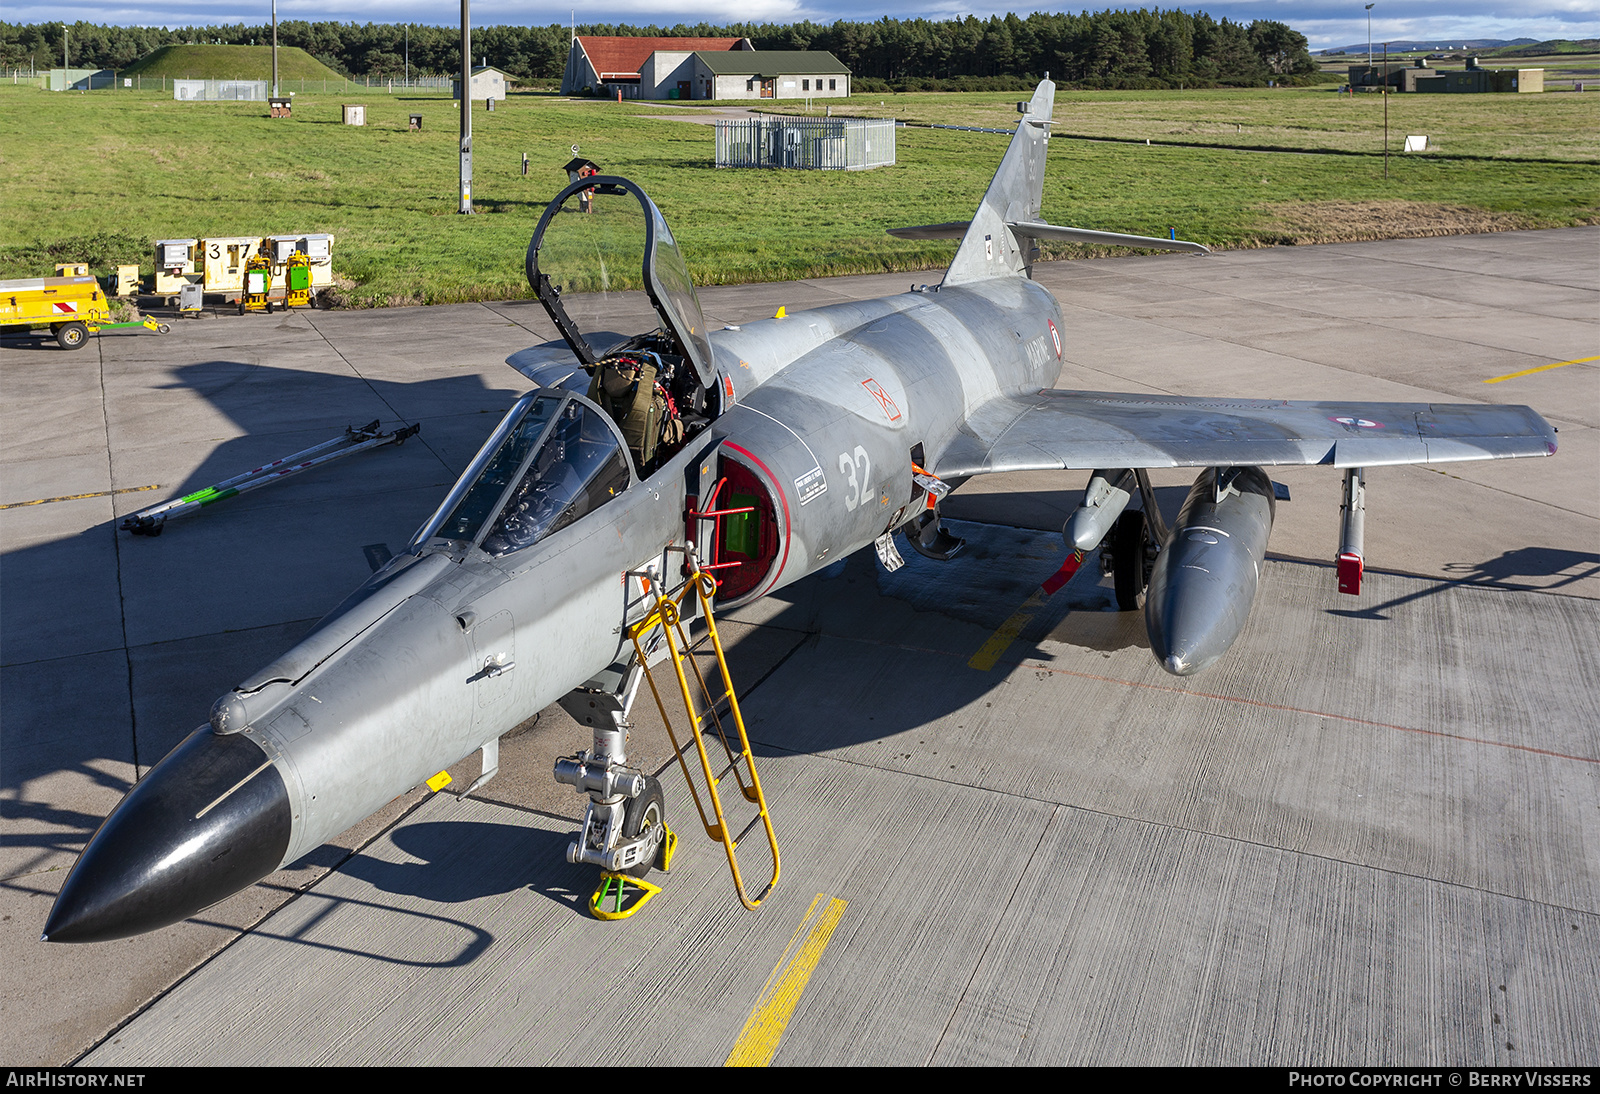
[[336, 820, 589, 908], [192, 883, 496, 968], [1326, 545, 1600, 620], [1, 361, 524, 871], [717, 515, 1164, 760], [169, 821, 601, 965]]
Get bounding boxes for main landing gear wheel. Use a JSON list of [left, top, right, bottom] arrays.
[[621, 776, 666, 878], [1112, 508, 1149, 611], [55, 322, 88, 350]]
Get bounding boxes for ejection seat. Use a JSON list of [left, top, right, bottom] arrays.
[[525, 175, 720, 476]]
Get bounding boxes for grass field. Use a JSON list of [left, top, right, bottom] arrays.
[[1, 84, 1595, 307], [792, 85, 1600, 161], [122, 44, 346, 83]]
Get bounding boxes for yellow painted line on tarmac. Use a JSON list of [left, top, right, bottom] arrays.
[[967, 590, 1046, 671], [726, 893, 848, 1067], [968, 549, 1089, 671], [1483, 354, 1599, 384], [0, 484, 161, 510]]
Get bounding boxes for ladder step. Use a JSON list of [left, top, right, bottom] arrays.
[[628, 562, 779, 911]]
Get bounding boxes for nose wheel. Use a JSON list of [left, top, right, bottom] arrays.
[[555, 660, 676, 920], [621, 776, 671, 878], [589, 775, 678, 920]]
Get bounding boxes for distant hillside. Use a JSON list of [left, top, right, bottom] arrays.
[[1483, 39, 1600, 57], [1320, 38, 1536, 55], [122, 44, 344, 82]]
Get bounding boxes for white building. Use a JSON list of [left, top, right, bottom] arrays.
[[563, 37, 849, 100], [452, 66, 510, 101], [694, 51, 850, 100]]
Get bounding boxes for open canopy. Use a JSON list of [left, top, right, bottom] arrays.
[[526, 176, 715, 390]]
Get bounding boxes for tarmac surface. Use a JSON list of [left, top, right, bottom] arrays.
[[3, 229, 1597, 1066]]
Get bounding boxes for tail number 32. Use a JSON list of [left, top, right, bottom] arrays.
[[839, 446, 870, 511]]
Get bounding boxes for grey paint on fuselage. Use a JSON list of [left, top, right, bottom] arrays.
[[713, 277, 1063, 591], [246, 275, 1064, 868]]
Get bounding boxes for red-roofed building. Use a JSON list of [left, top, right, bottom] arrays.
[[563, 36, 752, 98]]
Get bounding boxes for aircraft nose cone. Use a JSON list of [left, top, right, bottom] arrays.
[[44, 728, 291, 943]]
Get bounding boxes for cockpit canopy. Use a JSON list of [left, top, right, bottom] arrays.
[[416, 392, 631, 558], [526, 176, 715, 390]]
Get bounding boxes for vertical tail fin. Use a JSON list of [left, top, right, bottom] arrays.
[[941, 79, 1055, 287]]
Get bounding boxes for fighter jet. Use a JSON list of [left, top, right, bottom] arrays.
[[43, 80, 1556, 943]]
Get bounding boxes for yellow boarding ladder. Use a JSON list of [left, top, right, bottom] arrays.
[[628, 558, 779, 909]]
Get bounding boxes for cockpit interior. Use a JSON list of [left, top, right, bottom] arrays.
[[524, 175, 721, 478]]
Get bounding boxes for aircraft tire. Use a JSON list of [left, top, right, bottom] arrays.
[[1112, 509, 1148, 611], [55, 322, 89, 350], [621, 776, 665, 878]]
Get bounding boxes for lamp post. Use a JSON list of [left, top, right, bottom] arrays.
[[271, 0, 278, 98], [1365, 4, 1374, 83], [459, 0, 473, 214]]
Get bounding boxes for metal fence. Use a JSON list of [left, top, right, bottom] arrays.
[[715, 116, 897, 170], [6, 71, 455, 94], [174, 79, 268, 101]]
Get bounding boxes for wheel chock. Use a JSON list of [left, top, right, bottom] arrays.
[[590, 872, 663, 921], [658, 825, 678, 873], [589, 823, 676, 920]]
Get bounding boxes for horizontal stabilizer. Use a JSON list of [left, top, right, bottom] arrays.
[[892, 220, 1209, 254], [1008, 221, 1210, 255], [887, 222, 970, 241]]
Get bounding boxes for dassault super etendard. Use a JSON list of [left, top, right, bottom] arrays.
[[45, 81, 1556, 942]]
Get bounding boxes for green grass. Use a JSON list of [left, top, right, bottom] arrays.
[[122, 44, 345, 83], [1, 85, 1595, 307], [1483, 39, 1600, 57], [791, 85, 1600, 161]]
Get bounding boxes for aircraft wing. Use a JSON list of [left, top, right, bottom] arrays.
[[933, 390, 1558, 476]]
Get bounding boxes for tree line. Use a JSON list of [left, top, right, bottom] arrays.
[[0, 10, 1316, 89]]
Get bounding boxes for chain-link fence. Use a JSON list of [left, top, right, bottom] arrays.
[[715, 116, 897, 170]]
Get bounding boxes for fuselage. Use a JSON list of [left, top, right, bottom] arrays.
[[44, 275, 1064, 942], [275, 275, 1065, 859]]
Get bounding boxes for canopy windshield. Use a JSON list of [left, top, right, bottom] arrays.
[[432, 393, 630, 555], [527, 177, 714, 388]]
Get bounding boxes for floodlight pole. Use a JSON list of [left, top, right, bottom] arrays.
[[271, 0, 278, 98], [460, 0, 473, 214], [1383, 41, 1389, 179], [1365, 4, 1373, 76]]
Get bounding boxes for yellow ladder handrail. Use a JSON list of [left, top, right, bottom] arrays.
[[628, 562, 779, 910]]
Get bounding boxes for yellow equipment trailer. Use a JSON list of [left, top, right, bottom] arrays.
[[1, 274, 170, 349], [1, 275, 111, 350]]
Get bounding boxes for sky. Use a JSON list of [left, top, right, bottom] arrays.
[[15, 0, 1600, 53]]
